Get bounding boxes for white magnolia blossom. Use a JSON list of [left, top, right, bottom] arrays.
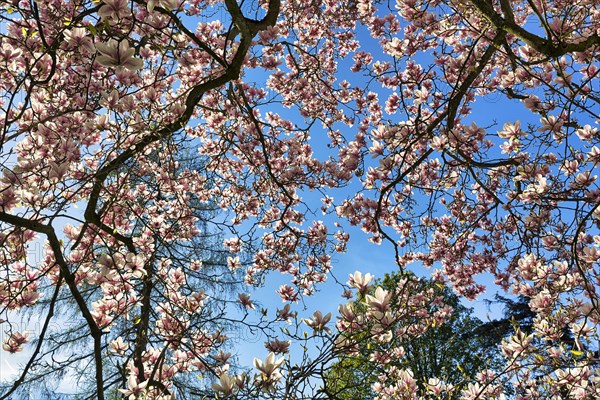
[[253, 352, 284, 392], [254, 352, 284, 376], [348, 270, 373, 293], [109, 336, 128, 355], [147, 0, 178, 12], [338, 302, 356, 322], [118, 374, 148, 400], [501, 329, 534, 359], [212, 372, 246, 396]]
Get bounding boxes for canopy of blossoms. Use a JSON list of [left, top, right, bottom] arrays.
[[0, 0, 598, 398]]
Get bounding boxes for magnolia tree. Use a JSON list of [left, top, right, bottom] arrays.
[[1, 0, 599, 398]]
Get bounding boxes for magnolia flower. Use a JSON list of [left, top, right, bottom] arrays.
[[2, 331, 29, 353], [253, 353, 284, 392], [501, 329, 533, 359], [0, 43, 21, 65], [276, 303, 294, 321], [253, 352, 284, 378], [497, 121, 523, 140], [461, 382, 483, 400], [264, 339, 291, 354], [397, 368, 417, 393], [212, 372, 246, 396], [277, 284, 297, 302], [95, 40, 143, 70], [303, 310, 332, 333], [371, 309, 394, 327], [573, 171, 597, 188], [333, 335, 358, 354], [375, 329, 393, 343], [338, 303, 356, 323], [48, 160, 69, 181], [147, 0, 178, 12], [227, 256, 241, 270], [125, 253, 146, 278], [348, 271, 373, 293], [576, 124, 598, 141], [214, 351, 232, 365], [118, 375, 148, 399], [189, 259, 203, 271], [237, 293, 255, 310], [538, 115, 563, 134], [529, 289, 554, 312], [63, 28, 94, 52], [365, 286, 391, 312], [19, 289, 41, 306], [579, 302, 595, 317], [98, 0, 130, 20], [109, 337, 128, 355]]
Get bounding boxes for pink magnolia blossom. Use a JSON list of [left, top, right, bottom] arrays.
[[98, 0, 130, 20], [95, 40, 143, 70], [237, 293, 255, 310], [365, 287, 392, 313], [2, 332, 29, 353], [303, 310, 332, 333]]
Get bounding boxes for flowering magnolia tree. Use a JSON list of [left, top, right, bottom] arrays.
[[1, 0, 599, 398]]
